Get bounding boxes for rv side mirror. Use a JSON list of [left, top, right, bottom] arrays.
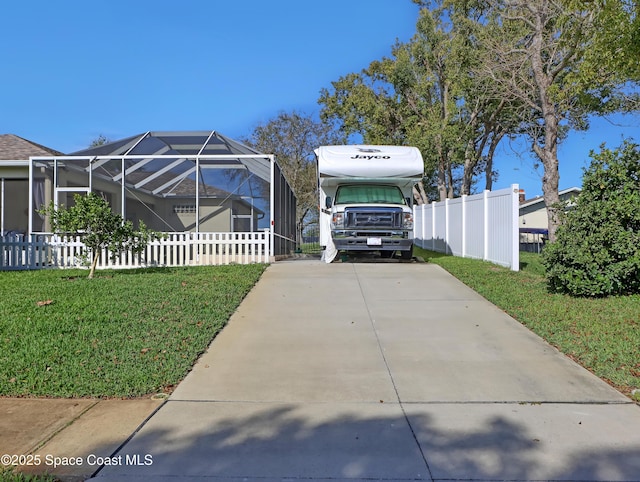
[[405, 197, 412, 206], [325, 196, 332, 209]]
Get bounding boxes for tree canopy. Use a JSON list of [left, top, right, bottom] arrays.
[[319, 0, 639, 239], [468, 0, 638, 240], [319, 3, 516, 202]]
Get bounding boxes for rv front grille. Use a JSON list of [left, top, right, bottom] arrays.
[[344, 207, 403, 229]]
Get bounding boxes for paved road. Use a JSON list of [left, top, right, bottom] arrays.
[[91, 260, 640, 481]]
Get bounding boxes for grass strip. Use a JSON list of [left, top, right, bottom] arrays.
[[0, 467, 60, 482], [0, 466, 60, 482], [414, 247, 640, 399], [0, 264, 266, 398]]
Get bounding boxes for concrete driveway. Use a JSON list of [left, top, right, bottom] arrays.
[[91, 260, 640, 481]]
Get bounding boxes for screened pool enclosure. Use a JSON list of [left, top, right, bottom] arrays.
[[27, 131, 296, 260]]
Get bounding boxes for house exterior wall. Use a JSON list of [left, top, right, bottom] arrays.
[[125, 198, 157, 230], [153, 199, 260, 233], [1, 178, 29, 234], [1, 166, 28, 179], [158, 199, 232, 232], [519, 204, 549, 229], [197, 205, 232, 232]]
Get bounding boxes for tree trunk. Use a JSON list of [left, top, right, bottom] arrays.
[[438, 162, 447, 200], [530, 2, 562, 242], [485, 155, 494, 192], [89, 250, 100, 279], [446, 158, 455, 198], [437, 140, 447, 201], [439, 80, 451, 201], [484, 129, 504, 191], [534, 140, 561, 242], [413, 181, 429, 205], [462, 139, 475, 196]]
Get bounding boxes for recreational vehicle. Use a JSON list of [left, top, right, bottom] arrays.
[[315, 145, 424, 262]]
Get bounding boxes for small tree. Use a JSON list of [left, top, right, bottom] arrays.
[[40, 193, 160, 278], [542, 141, 640, 297]]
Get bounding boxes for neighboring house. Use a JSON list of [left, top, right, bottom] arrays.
[[518, 187, 581, 251], [519, 187, 582, 230], [0, 134, 63, 235]]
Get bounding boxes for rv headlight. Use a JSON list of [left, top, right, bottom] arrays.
[[332, 213, 344, 229], [403, 212, 413, 230]]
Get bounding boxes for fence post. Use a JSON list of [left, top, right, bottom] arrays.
[[483, 190, 489, 262], [420, 204, 425, 249], [431, 201, 438, 254], [416, 204, 421, 249], [461, 194, 467, 258], [420, 204, 426, 249], [445, 198, 450, 255], [28, 234, 35, 269], [0, 235, 6, 269], [510, 184, 520, 272]]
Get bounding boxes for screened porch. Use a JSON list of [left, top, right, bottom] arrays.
[[26, 131, 296, 263]]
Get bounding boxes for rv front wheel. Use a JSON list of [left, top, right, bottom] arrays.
[[400, 246, 413, 260]]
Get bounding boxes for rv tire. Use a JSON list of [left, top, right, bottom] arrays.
[[400, 246, 413, 260]]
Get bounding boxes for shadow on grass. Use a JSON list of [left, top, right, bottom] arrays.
[[59, 265, 238, 281], [413, 247, 451, 262], [56, 266, 178, 280], [108, 266, 179, 276]]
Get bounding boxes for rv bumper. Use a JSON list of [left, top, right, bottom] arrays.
[[332, 231, 413, 251]]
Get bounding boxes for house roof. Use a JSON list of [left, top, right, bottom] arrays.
[[519, 187, 582, 209], [0, 134, 63, 160]]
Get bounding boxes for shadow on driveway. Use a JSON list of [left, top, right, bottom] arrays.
[[92, 402, 640, 481]]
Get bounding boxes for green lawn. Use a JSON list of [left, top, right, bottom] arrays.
[[414, 246, 640, 400], [0, 467, 58, 482], [0, 264, 266, 398], [1, 254, 638, 401]]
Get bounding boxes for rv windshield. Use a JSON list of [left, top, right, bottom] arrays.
[[335, 184, 406, 205]]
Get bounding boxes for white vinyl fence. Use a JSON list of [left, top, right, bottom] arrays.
[[414, 185, 520, 271], [0, 231, 270, 271]]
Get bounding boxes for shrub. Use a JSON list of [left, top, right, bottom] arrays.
[[542, 141, 640, 296]]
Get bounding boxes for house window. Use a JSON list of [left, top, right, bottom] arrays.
[[173, 204, 196, 214]]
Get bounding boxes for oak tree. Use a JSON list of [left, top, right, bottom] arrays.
[[472, 0, 639, 241]]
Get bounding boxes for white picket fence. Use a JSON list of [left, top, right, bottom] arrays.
[[413, 185, 520, 271], [0, 231, 270, 271]]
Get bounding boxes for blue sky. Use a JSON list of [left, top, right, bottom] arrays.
[[1, 1, 638, 198]]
